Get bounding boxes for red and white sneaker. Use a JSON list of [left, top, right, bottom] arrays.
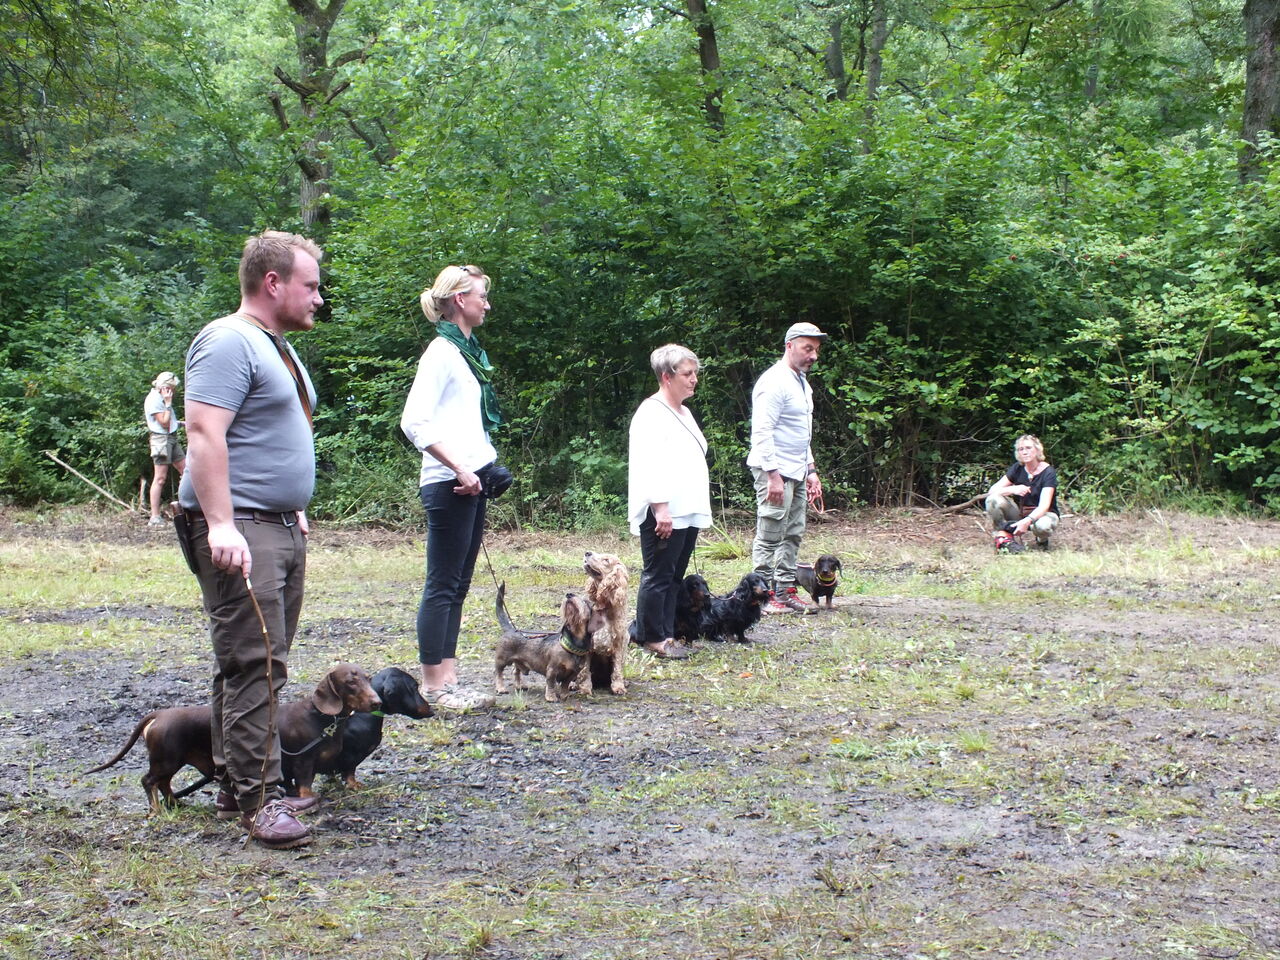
[[775, 585, 818, 614], [762, 590, 791, 615]]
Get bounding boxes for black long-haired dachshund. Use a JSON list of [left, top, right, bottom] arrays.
[[699, 572, 771, 643]]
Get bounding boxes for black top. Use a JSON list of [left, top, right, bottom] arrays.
[[1005, 463, 1058, 515]]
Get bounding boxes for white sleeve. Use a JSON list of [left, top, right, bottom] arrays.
[[400, 342, 452, 451]]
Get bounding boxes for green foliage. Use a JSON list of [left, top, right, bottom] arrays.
[[0, 0, 1275, 521]]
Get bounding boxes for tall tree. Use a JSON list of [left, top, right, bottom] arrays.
[[1242, 0, 1280, 181], [269, 0, 371, 229], [685, 0, 725, 129]]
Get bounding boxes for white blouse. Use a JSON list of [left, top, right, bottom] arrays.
[[627, 397, 712, 535], [400, 338, 498, 487]]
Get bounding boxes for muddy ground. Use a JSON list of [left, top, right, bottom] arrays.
[[1, 507, 1278, 959]]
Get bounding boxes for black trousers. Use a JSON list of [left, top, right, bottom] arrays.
[[634, 511, 699, 645], [416, 480, 487, 665]]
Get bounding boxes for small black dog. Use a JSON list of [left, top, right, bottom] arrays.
[[673, 573, 712, 642], [312, 667, 433, 790], [796, 554, 842, 609], [699, 572, 771, 643]]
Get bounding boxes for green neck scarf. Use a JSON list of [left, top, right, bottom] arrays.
[[435, 320, 503, 431]]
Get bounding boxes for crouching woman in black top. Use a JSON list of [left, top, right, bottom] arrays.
[[985, 434, 1059, 551]]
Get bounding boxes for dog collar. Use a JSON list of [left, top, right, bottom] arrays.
[[560, 631, 590, 656], [369, 710, 386, 718], [816, 573, 838, 586]]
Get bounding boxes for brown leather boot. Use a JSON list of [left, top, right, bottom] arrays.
[[241, 799, 312, 849], [217, 789, 320, 820]]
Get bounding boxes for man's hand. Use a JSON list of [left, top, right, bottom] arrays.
[[298, 510, 310, 537], [805, 471, 822, 503], [765, 471, 785, 506], [207, 522, 252, 578]]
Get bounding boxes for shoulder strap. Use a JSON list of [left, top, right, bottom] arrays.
[[235, 313, 313, 430]]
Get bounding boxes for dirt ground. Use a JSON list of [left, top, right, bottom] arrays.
[[2, 506, 1279, 959]]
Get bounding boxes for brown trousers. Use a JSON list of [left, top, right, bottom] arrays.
[[190, 516, 306, 814]]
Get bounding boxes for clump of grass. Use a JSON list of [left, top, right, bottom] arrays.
[[956, 729, 992, 754]]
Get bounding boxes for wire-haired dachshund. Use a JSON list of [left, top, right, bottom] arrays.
[[313, 667, 433, 789], [495, 581, 605, 701], [699, 572, 771, 643], [86, 663, 380, 811], [796, 554, 842, 608]]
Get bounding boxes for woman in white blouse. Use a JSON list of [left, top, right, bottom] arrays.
[[628, 344, 711, 659], [400, 264, 501, 711]]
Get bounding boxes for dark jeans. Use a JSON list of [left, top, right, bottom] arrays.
[[189, 514, 305, 814], [635, 511, 699, 645], [416, 480, 487, 665]]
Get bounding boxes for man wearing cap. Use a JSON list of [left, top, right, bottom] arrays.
[[746, 322, 827, 614], [145, 372, 186, 526]]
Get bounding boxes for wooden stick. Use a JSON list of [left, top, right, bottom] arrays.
[[42, 450, 139, 513], [941, 494, 983, 513]]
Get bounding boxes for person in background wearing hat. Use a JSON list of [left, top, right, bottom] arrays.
[[145, 371, 186, 526], [746, 322, 828, 614]]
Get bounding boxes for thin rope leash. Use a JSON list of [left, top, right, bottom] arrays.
[[244, 575, 277, 844]]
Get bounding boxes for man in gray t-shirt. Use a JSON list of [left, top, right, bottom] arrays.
[[178, 230, 324, 850]]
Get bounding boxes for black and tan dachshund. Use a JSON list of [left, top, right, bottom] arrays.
[[796, 554, 842, 609], [699, 572, 771, 643], [313, 667, 433, 789], [87, 663, 380, 811], [673, 573, 712, 642]]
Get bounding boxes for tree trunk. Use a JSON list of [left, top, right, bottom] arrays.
[[862, 0, 888, 152], [1242, 0, 1280, 182], [272, 0, 354, 230], [685, 0, 724, 131], [825, 16, 849, 101]]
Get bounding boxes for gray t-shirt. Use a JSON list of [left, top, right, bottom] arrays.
[[178, 314, 316, 513], [144, 388, 177, 434]]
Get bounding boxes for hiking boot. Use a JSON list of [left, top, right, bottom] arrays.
[[422, 682, 495, 712], [217, 789, 319, 820], [762, 591, 791, 615], [994, 532, 1025, 554], [1033, 538, 1052, 552], [775, 585, 818, 614], [147, 515, 166, 527], [241, 799, 312, 849]]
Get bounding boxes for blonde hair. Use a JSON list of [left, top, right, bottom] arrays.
[[420, 264, 490, 323], [1015, 434, 1045, 459], [152, 371, 179, 389], [650, 344, 699, 380], [239, 230, 323, 296]]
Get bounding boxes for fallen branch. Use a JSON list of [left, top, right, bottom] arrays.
[[942, 495, 983, 513], [43, 450, 139, 514]]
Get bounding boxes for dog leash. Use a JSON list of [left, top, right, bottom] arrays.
[[244, 576, 278, 842], [280, 709, 350, 756], [481, 536, 522, 628]]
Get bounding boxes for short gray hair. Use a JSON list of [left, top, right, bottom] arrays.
[[650, 343, 699, 380]]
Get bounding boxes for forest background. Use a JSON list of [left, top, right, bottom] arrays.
[[3, 0, 1280, 528]]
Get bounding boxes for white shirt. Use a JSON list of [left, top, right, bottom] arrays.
[[628, 397, 712, 535], [746, 359, 814, 481], [401, 338, 498, 487]]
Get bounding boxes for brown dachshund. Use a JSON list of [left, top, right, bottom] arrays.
[[86, 663, 380, 812]]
